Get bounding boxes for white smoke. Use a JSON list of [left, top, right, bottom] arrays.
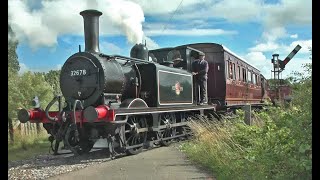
[[143, 36, 160, 50], [97, 0, 145, 44], [8, 0, 145, 49]]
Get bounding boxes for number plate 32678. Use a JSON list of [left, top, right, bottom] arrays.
[[71, 70, 87, 76]]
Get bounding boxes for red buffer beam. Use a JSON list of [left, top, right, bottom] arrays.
[[18, 106, 115, 124]]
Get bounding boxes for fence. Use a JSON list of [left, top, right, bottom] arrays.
[[8, 119, 44, 143]]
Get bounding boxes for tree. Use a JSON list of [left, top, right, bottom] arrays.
[[8, 24, 20, 143], [18, 72, 55, 110], [8, 70, 22, 143], [8, 24, 20, 73], [45, 70, 61, 95]]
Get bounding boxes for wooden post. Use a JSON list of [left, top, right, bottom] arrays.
[[27, 122, 29, 135], [243, 104, 252, 125], [17, 123, 21, 131], [8, 117, 14, 144], [36, 123, 41, 134], [24, 123, 27, 135]]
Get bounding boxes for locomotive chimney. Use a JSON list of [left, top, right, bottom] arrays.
[[80, 10, 102, 53]]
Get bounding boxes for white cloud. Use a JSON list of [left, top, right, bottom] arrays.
[[145, 28, 237, 36], [130, 0, 311, 26], [143, 22, 175, 31], [9, 0, 145, 49], [258, 0, 311, 46], [130, 0, 209, 15], [261, 27, 288, 42], [243, 51, 272, 78], [290, 34, 298, 39], [187, 20, 210, 28], [249, 42, 280, 52], [249, 39, 312, 54], [19, 63, 62, 74], [130, 0, 262, 22], [285, 40, 312, 54], [132, 0, 311, 46], [262, 0, 312, 28], [243, 51, 311, 79], [245, 38, 312, 79], [209, 0, 262, 22]]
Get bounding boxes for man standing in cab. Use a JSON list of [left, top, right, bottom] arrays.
[[192, 52, 209, 105]]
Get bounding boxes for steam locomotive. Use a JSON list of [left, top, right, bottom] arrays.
[[17, 9, 216, 157]]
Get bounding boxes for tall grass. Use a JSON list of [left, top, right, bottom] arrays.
[[8, 128, 51, 161], [9, 129, 49, 151], [181, 108, 312, 180]]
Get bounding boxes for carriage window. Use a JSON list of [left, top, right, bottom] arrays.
[[242, 68, 247, 82], [253, 73, 256, 85], [225, 61, 229, 78], [238, 65, 241, 81], [229, 62, 233, 79], [233, 63, 236, 80], [251, 72, 253, 83]]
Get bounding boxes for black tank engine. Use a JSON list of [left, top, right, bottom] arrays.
[[17, 9, 215, 157]]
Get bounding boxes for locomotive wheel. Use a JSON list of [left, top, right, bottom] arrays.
[[158, 113, 177, 146], [124, 116, 148, 155], [181, 115, 193, 139], [181, 125, 193, 139], [65, 124, 95, 155]]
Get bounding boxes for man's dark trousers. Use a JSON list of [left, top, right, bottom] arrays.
[[195, 78, 207, 104]]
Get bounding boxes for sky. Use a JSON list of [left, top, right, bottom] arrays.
[[8, 0, 312, 79]]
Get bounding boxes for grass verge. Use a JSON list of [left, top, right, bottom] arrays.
[[8, 130, 50, 161], [180, 109, 312, 180]]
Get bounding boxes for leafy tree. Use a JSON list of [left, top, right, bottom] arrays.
[[34, 70, 61, 95], [8, 24, 20, 73], [45, 70, 61, 95], [18, 72, 55, 110], [8, 24, 20, 143]]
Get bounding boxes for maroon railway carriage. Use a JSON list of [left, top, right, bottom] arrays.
[[150, 43, 267, 111]]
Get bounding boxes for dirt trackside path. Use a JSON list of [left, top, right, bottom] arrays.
[[48, 144, 215, 180]]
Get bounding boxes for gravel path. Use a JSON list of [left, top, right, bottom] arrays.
[[8, 148, 112, 180], [49, 144, 214, 180], [9, 141, 214, 180]]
